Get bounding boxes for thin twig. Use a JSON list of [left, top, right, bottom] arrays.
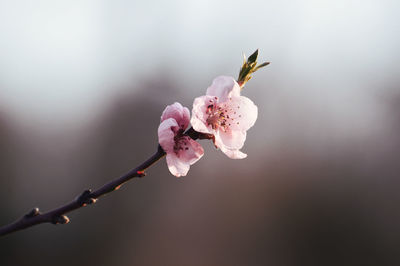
[[0, 145, 166, 237], [0, 128, 203, 237]]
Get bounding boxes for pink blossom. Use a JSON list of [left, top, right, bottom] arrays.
[[191, 76, 258, 159], [158, 102, 204, 177]]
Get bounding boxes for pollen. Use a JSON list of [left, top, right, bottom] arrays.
[[205, 102, 234, 131]]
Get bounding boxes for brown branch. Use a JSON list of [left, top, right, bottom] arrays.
[[0, 145, 166, 237], [0, 128, 203, 237]]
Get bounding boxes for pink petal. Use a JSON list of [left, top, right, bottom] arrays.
[[223, 96, 258, 132], [215, 129, 247, 150], [161, 102, 183, 121], [214, 132, 247, 159], [191, 96, 213, 134], [176, 136, 204, 165], [206, 76, 240, 102], [161, 102, 190, 130], [158, 118, 179, 153], [219, 145, 247, 159], [181, 106, 190, 129], [166, 153, 190, 177]]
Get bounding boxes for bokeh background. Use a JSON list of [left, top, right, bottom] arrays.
[[1, 0, 399, 265]]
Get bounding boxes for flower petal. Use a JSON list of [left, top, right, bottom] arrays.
[[235, 96, 258, 130], [176, 136, 204, 165], [213, 129, 247, 159], [215, 129, 247, 150], [206, 76, 240, 102], [158, 118, 179, 153], [191, 96, 213, 134], [166, 153, 190, 177], [161, 102, 190, 130], [219, 145, 247, 159], [181, 106, 191, 129], [222, 96, 258, 132]]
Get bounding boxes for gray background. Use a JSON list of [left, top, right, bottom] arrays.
[[0, 0, 399, 265]]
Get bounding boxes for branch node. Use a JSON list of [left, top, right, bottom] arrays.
[[52, 215, 70, 225], [136, 170, 146, 178], [157, 144, 164, 153], [87, 198, 97, 204], [197, 133, 215, 140], [25, 208, 40, 218], [77, 189, 96, 206]]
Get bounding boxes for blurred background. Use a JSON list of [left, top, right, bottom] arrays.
[[0, 0, 399, 265]]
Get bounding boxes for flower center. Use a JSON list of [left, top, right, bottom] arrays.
[[205, 97, 241, 131], [205, 101, 228, 131], [173, 130, 189, 155]]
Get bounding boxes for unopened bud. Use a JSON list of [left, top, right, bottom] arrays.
[[25, 207, 40, 218], [136, 170, 146, 177], [53, 215, 70, 225]]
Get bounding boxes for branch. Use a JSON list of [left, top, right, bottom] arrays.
[[0, 145, 165, 237], [0, 128, 203, 237]]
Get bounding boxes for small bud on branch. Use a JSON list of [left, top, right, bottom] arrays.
[[238, 49, 270, 88]]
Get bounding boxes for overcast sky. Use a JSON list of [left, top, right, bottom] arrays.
[[0, 0, 399, 130]]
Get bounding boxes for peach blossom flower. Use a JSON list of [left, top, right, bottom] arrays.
[[158, 102, 204, 177], [191, 76, 258, 159]]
